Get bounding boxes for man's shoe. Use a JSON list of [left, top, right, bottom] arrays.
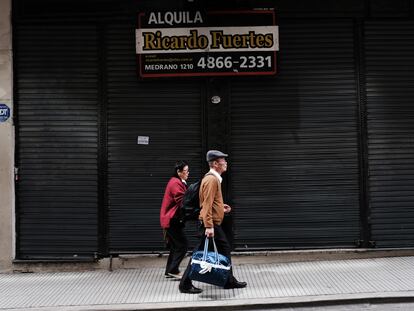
[[179, 285, 203, 294], [224, 280, 247, 289]]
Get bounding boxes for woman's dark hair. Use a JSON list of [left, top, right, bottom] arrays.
[[173, 160, 189, 178]]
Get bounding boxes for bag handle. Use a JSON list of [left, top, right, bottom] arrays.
[[202, 237, 220, 264]]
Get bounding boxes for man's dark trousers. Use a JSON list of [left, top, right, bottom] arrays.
[[179, 223, 237, 288], [165, 219, 188, 275]]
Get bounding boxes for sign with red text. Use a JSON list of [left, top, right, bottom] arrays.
[[136, 10, 278, 78]]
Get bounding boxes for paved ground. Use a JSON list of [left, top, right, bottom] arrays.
[[1, 256, 414, 311], [249, 302, 414, 311]]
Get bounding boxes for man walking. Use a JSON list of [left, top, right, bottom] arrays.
[[179, 150, 247, 294]]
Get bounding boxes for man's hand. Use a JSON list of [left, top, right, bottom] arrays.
[[224, 204, 232, 213], [205, 227, 214, 237]]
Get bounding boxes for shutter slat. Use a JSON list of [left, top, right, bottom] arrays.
[[365, 21, 414, 247], [231, 20, 360, 250], [106, 22, 202, 253], [15, 23, 99, 259]]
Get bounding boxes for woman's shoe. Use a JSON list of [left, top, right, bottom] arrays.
[[167, 272, 183, 280]]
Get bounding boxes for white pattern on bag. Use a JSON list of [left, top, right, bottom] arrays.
[[191, 259, 231, 274]]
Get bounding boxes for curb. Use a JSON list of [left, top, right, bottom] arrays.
[[5, 291, 414, 311]]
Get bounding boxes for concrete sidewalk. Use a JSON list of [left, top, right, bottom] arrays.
[[1, 256, 414, 311]]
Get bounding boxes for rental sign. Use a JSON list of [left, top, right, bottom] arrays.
[[136, 10, 279, 78]]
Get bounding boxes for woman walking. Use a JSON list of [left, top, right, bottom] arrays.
[[160, 160, 189, 279]]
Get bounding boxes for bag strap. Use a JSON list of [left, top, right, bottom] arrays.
[[202, 237, 220, 264], [202, 238, 208, 261], [211, 238, 219, 257]]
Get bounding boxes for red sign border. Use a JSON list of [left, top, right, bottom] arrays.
[[137, 9, 277, 78]]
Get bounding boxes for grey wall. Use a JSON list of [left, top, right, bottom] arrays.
[[0, 0, 14, 272]]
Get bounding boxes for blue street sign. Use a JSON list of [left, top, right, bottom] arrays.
[[0, 103, 10, 122]]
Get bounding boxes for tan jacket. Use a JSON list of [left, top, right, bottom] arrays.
[[199, 174, 224, 228]]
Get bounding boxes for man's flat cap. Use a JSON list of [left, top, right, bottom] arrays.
[[206, 150, 228, 162]]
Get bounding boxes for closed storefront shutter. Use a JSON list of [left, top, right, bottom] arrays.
[[15, 22, 100, 259], [230, 20, 361, 249], [106, 22, 203, 253], [365, 21, 414, 248], [12, 1, 414, 257]]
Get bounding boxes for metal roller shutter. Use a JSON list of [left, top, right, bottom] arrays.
[[230, 19, 361, 250], [106, 21, 203, 253], [15, 22, 100, 259], [365, 21, 414, 248]]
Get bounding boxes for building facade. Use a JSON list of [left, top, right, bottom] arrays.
[[1, 0, 414, 270]]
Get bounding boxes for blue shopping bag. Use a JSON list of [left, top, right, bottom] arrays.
[[188, 237, 231, 287]]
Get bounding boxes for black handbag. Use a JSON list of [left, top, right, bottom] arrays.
[[188, 237, 231, 287]]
